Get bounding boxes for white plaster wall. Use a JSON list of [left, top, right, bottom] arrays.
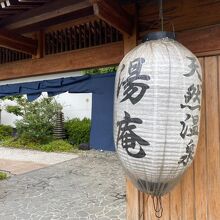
[[0, 71, 83, 85], [0, 100, 23, 126], [0, 71, 92, 127], [54, 92, 92, 121]]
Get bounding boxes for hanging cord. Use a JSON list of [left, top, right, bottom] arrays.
[[159, 0, 164, 31], [152, 196, 163, 218], [170, 22, 176, 38]]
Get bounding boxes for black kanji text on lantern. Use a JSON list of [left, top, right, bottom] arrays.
[[184, 84, 201, 104], [179, 57, 201, 166], [119, 58, 150, 105], [180, 114, 199, 139], [117, 111, 149, 158], [178, 139, 195, 166], [184, 56, 202, 81]]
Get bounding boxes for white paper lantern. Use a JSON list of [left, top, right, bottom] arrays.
[[114, 32, 202, 197]]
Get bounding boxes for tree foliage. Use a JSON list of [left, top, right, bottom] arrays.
[[7, 96, 62, 144], [4, 95, 27, 116], [83, 66, 117, 75]]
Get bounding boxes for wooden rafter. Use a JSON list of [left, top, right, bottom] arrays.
[[0, 29, 37, 55], [0, 0, 133, 35], [91, 0, 133, 35], [0, 42, 123, 80], [16, 7, 94, 34], [0, 0, 92, 31]]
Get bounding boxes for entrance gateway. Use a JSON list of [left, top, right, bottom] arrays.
[[0, 0, 219, 219], [0, 73, 116, 151]]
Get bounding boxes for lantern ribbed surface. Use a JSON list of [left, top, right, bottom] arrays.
[[114, 37, 202, 196]]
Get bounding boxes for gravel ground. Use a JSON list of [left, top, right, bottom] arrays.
[[0, 150, 126, 220]]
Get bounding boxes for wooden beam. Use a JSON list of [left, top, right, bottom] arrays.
[[138, 0, 220, 40], [92, 0, 133, 35], [0, 29, 37, 55], [177, 25, 220, 57], [0, 42, 123, 80], [0, 0, 91, 31], [15, 7, 94, 34]]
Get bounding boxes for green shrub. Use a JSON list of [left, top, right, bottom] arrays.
[[2, 138, 77, 153], [40, 140, 76, 152], [65, 118, 91, 145], [0, 124, 14, 140], [0, 172, 7, 180], [2, 137, 40, 150]]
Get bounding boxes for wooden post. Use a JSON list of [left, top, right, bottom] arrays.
[[123, 4, 144, 220], [123, 16, 220, 220], [32, 30, 45, 59]]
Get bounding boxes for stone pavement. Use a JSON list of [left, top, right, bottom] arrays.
[[0, 147, 78, 175], [0, 159, 46, 175], [0, 150, 126, 220]]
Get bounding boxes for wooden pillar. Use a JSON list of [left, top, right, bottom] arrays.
[[124, 28, 220, 220], [123, 4, 144, 220], [32, 30, 45, 59]]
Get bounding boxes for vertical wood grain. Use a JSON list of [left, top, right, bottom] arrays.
[[181, 164, 195, 220], [139, 192, 144, 220], [126, 179, 140, 220], [143, 194, 150, 220], [205, 56, 220, 220], [160, 193, 170, 220], [194, 57, 208, 220], [170, 183, 182, 220]]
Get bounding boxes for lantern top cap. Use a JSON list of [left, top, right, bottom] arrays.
[[143, 32, 176, 42]]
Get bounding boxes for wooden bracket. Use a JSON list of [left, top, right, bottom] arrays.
[[91, 0, 133, 35], [32, 30, 45, 59]]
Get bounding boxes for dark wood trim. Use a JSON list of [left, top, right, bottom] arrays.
[[177, 25, 220, 57], [0, 42, 123, 80], [0, 29, 37, 55], [195, 50, 220, 57], [92, 0, 133, 35]]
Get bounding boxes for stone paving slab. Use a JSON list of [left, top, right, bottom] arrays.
[[0, 147, 79, 175], [0, 147, 78, 164], [0, 150, 126, 220], [0, 159, 47, 175]]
